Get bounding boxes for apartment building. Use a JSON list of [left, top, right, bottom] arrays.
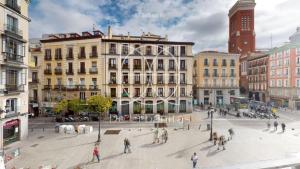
[[103, 28, 194, 116], [0, 0, 30, 152], [247, 53, 269, 102], [268, 27, 300, 110], [28, 40, 42, 117], [194, 51, 240, 106], [38, 31, 104, 113]]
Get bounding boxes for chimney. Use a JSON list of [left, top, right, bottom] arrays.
[[108, 26, 112, 39]]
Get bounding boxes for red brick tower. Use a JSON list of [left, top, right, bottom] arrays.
[[228, 0, 256, 95], [228, 0, 256, 54]]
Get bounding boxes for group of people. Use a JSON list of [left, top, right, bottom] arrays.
[[153, 128, 168, 144], [268, 121, 286, 132], [219, 108, 229, 117], [212, 128, 234, 151]]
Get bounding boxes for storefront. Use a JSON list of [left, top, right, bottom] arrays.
[[3, 119, 20, 146]]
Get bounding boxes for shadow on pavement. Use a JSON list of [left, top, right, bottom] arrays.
[[206, 148, 221, 157], [200, 144, 215, 151], [166, 140, 209, 158], [140, 142, 164, 148], [100, 153, 124, 161]]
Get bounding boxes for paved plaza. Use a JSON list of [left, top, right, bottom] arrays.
[[5, 110, 300, 169]]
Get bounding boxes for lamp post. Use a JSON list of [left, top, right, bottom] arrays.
[[209, 108, 214, 141]]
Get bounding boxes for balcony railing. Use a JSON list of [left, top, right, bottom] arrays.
[[109, 65, 117, 70], [54, 68, 62, 75], [77, 85, 86, 90], [78, 69, 86, 74], [157, 66, 164, 71], [122, 65, 129, 70], [3, 52, 24, 63], [180, 67, 187, 71], [169, 80, 176, 84], [109, 49, 117, 55], [169, 67, 175, 71], [66, 54, 74, 60], [89, 68, 98, 74], [146, 93, 153, 97], [180, 80, 186, 84], [109, 80, 117, 85], [89, 52, 98, 58], [4, 24, 22, 36], [89, 85, 98, 90], [157, 80, 164, 85], [54, 55, 62, 60], [44, 85, 52, 90], [54, 85, 64, 90], [44, 55, 52, 61], [5, 0, 21, 13], [133, 65, 142, 70], [30, 79, 39, 84], [66, 69, 74, 75], [4, 84, 24, 93], [44, 69, 52, 75], [78, 53, 86, 59], [134, 81, 141, 85]]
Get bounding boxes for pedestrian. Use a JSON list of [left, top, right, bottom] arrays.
[[227, 107, 230, 113], [92, 145, 100, 162], [207, 111, 210, 118], [274, 121, 278, 131], [228, 128, 234, 140], [213, 132, 218, 145], [124, 138, 131, 153], [281, 123, 286, 132], [217, 136, 226, 150], [162, 128, 168, 143], [191, 152, 198, 168], [153, 129, 159, 143]]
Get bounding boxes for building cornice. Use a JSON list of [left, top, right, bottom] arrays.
[[102, 39, 194, 45], [228, 0, 256, 18]]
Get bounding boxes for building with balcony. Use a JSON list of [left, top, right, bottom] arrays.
[[194, 51, 240, 106], [103, 27, 194, 116], [268, 27, 300, 110], [0, 0, 30, 153], [247, 52, 269, 102], [37, 31, 104, 113]]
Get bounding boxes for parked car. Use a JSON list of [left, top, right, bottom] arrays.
[[123, 115, 130, 121], [89, 113, 99, 121], [55, 116, 64, 123]]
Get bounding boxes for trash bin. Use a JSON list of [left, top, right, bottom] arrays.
[[207, 124, 211, 130]]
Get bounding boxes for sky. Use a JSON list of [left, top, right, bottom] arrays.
[[29, 0, 300, 53]]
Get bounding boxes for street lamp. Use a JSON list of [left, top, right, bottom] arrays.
[[209, 108, 214, 141]]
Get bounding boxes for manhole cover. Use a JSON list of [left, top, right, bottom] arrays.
[[37, 136, 44, 139], [104, 130, 121, 135], [30, 144, 39, 147]]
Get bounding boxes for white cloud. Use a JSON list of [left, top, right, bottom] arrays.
[[29, 0, 300, 53]]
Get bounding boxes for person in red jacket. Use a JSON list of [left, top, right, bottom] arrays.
[[92, 145, 100, 162]]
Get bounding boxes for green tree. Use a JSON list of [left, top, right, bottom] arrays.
[[87, 95, 112, 142], [54, 99, 68, 115], [68, 99, 85, 116]]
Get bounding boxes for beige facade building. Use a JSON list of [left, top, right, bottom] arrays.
[[0, 0, 30, 152], [194, 51, 240, 106], [34, 27, 194, 116]]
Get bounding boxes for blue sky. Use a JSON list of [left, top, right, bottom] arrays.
[[29, 0, 300, 52]]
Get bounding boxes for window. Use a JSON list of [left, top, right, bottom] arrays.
[[134, 44, 141, 55], [204, 58, 209, 66], [297, 57, 300, 64], [79, 78, 85, 85], [133, 59, 141, 69], [169, 73, 175, 83], [92, 78, 97, 86], [145, 59, 153, 70], [213, 59, 218, 66], [57, 78, 62, 85], [109, 58, 116, 68], [297, 68, 300, 75], [179, 100, 186, 112], [169, 88, 175, 96], [55, 48, 62, 59], [213, 69, 218, 77], [109, 43, 116, 54], [297, 79, 300, 87], [122, 88, 129, 97], [110, 72, 116, 83], [6, 15, 18, 33], [91, 46, 97, 56], [222, 59, 227, 66], [45, 49, 51, 58], [134, 88, 140, 97], [230, 59, 235, 66], [180, 88, 185, 96], [122, 73, 129, 84], [122, 44, 129, 55], [157, 73, 163, 84], [79, 47, 85, 57], [5, 98, 17, 113], [222, 69, 226, 77], [146, 88, 152, 97], [204, 90, 209, 96], [204, 69, 209, 77], [231, 79, 234, 86], [180, 60, 186, 70], [158, 45, 164, 55], [158, 88, 164, 97], [111, 88, 116, 97], [121, 59, 129, 69], [146, 46, 152, 55], [169, 46, 175, 56], [158, 59, 164, 70], [134, 73, 140, 84], [230, 69, 235, 77], [180, 73, 185, 84], [91, 92, 97, 96], [146, 73, 152, 83], [180, 46, 186, 56], [79, 92, 86, 100], [169, 60, 175, 70], [67, 48, 73, 58]]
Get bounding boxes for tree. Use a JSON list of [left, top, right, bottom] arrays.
[[87, 95, 112, 142], [54, 99, 68, 115], [68, 99, 85, 116]]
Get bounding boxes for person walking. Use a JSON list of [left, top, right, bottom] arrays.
[[274, 121, 278, 131], [207, 111, 210, 118], [217, 136, 226, 150], [153, 129, 159, 143], [191, 152, 198, 168], [281, 123, 286, 132], [124, 138, 131, 153], [213, 132, 218, 145], [228, 128, 234, 140], [162, 128, 168, 143], [92, 145, 100, 162]]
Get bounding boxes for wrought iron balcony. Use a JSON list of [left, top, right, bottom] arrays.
[[44, 69, 52, 75], [66, 54, 74, 60], [54, 68, 62, 75], [78, 53, 86, 59], [4, 84, 24, 93], [66, 69, 74, 75], [78, 69, 86, 74], [3, 52, 24, 63], [44, 55, 52, 61], [89, 85, 98, 90], [89, 68, 98, 74], [4, 24, 22, 37], [89, 52, 98, 58]]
